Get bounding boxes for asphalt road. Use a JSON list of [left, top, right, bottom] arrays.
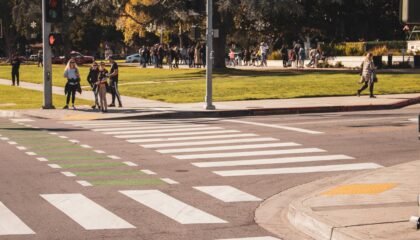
[[0, 105, 419, 240]]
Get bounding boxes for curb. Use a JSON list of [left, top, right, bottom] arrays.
[[99, 96, 420, 120]]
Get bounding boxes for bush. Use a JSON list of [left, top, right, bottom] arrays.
[[321, 41, 407, 57], [268, 50, 282, 60]]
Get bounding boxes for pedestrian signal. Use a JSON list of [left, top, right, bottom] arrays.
[[48, 33, 61, 46], [45, 0, 63, 23]]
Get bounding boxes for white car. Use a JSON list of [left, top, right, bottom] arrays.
[[125, 54, 141, 63]]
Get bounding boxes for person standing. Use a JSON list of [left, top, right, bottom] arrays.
[[259, 42, 268, 67], [10, 54, 21, 86], [357, 53, 377, 98], [37, 50, 43, 67], [63, 59, 81, 110], [98, 62, 109, 112], [280, 45, 289, 68], [298, 46, 306, 68], [87, 62, 100, 109], [108, 56, 122, 107]]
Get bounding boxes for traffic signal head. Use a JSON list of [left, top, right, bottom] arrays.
[[45, 0, 63, 23], [400, 0, 420, 24], [48, 33, 61, 47]]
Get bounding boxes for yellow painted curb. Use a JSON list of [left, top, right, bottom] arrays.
[[321, 183, 398, 196]]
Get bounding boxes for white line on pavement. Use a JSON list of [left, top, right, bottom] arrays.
[[0, 202, 35, 235], [69, 140, 80, 143], [120, 190, 227, 224], [128, 133, 258, 143], [158, 142, 301, 154], [48, 164, 61, 169], [93, 124, 209, 132], [80, 144, 92, 149], [10, 119, 34, 122], [141, 137, 278, 148], [174, 148, 326, 160], [223, 119, 324, 135], [25, 152, 37, 156], [7, 141, 17, 145], [141, 169, 156, 175], [217, 237, 281, 240], [194, 186, 261, 202], [123, 161, 138, 167], [0, 137, 10, 141], [192, 155, 354, 168], [213, 163, 383, 177], [17, 146, 27, 151], [61, 172, 76, 177], [409, 118, 419, 123], [160, 178, 179, 184], [107, 155, 121, 160], [36, 157, 48, 162], [76, 180, 93, 187], [94, 150, 106, 154], [115, 130, 241, 139], [41, 194, 135, 230], [59, 136, 68, 139], [103, 127, 224, 135]]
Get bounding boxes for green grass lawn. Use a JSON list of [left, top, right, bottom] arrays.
[[0, 84, 92, 109], [1, 64, 420, 103]]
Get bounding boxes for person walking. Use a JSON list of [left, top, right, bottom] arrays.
[[37, 50, 43, 67], [280, 45, 289, 68], [87, 62, 100, 109], [63, 59, 81, 110], [357, 53, 377, 98], [10, 54, 21, 86], [108, 56, 122, 107], [298, 46, 306, 68], [97, 62, 109, 112]]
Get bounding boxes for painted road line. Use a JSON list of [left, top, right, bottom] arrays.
[[80, 144, 92, 149], [124, 161, 138, 167], [59, 162, 125, 169], [76, 181, 93, 187], [128, 133, 258, 143], [120, 190, 227, 224], [103, 127, 224, 135], [158, 142, 301, 154], [0, 202, 35, 235], [141, 137, 278, 148], [224, 119, 324, 135], [41, 194, 135, 230], [192, 155, 354, 168], [141, 170, 156, 175], [73, 170, 144, 177], [93, 124, 209, 132], [49, 132, 58, 135], [59, 136, 68, 139], [160, 178, 179, 185], [36, 157, 48, 162], [69, 140, 80, 143], [11, 118, 34, 122], [214, 163, 383, 177], [61, 172, 76, 177], [48, 164, 62, 169], [409, 118, 419, 123], [108, 155, 121, 160], [115, 130, 241, 139], [175, 148, 326, 160], [17, 146, 27, 151], [25, 152, 37, 156], [73, 122, 188, 127], [90, 179, 164, 186], [194, 186, 261, 203], [217, 237, 280, 240], [7, 141, 17, 145], [0, 137, 10, 141], [94, 150, 106, 154]]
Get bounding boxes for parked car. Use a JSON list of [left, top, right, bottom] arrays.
[[52, 51, 94, 64], [29, 55, 38, 61], [125, 53, 141, 63]]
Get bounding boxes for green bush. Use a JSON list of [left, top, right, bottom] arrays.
[[321, 41, 406, 56]]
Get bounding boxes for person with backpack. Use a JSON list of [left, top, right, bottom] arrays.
[[87, 62, 100, 109], [63, 59, 81, 110]]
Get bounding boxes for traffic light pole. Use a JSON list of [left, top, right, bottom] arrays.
[[205, 0, 216, 110], [42, 0, 54, 109]]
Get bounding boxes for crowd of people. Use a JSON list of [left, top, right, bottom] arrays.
[[138, 43, 206, 69]]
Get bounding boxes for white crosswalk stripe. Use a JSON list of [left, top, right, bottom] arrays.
[[174, 148, 326, 160], [93, 124, 209, 132], [217, 237, 281, 240], [158, 142, 301, 154], [103, 127, 224, 135], [192, 155, 354, 168], [213, 163, 383, 177], [141, 137, 278, 148], [0, 202, 35, 235], [128, 134, 259, 143], [194, 186, 261, 202], [115, 130, 241, 139], [120, 190, 227, 224], [41, 194, 135, 230]]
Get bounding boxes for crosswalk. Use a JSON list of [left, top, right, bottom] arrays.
[[66, 119, 383, 178]]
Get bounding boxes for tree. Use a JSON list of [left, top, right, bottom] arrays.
[[0, 0, 19, 57]]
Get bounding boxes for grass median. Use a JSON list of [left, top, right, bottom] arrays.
[[1, 65, 420, 103], [0, 84, 92, 109]]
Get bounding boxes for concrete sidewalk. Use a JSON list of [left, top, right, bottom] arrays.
[[256, 160, 420, 240], [1, 78, 420, 120]]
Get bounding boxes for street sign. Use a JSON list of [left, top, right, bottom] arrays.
[[45, 0, 63, 23], [400, 0, 420, 24]]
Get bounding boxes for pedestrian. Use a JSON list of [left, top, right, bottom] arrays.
[[87, 62, 100, 109], [10, 54, 21, 86], [108, 56, 122, 107], [194, 43, 202, 68], [280, 45, 289, 68], [259, 42, 268, 67], [298, 46, 306, 68], [63, 59, 81, 110], [228, 49, 235, 66], [97, 62, 109, 112], [357, 53, 377, 98], [37, 50, 43, 67]]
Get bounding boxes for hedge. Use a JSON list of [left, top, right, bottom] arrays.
[[321, 41, 407, 56]]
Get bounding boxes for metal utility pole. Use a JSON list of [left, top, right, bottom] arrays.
[[42, 0, 54, 109], [205, 0, 216, 110]]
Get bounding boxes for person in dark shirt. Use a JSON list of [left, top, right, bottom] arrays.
[[10, 54, 21, 86], [108, 56, 122, 107], [87, 62, 100, 109]]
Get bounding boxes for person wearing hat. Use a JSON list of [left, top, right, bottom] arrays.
[[108, 56, 122, 107]]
